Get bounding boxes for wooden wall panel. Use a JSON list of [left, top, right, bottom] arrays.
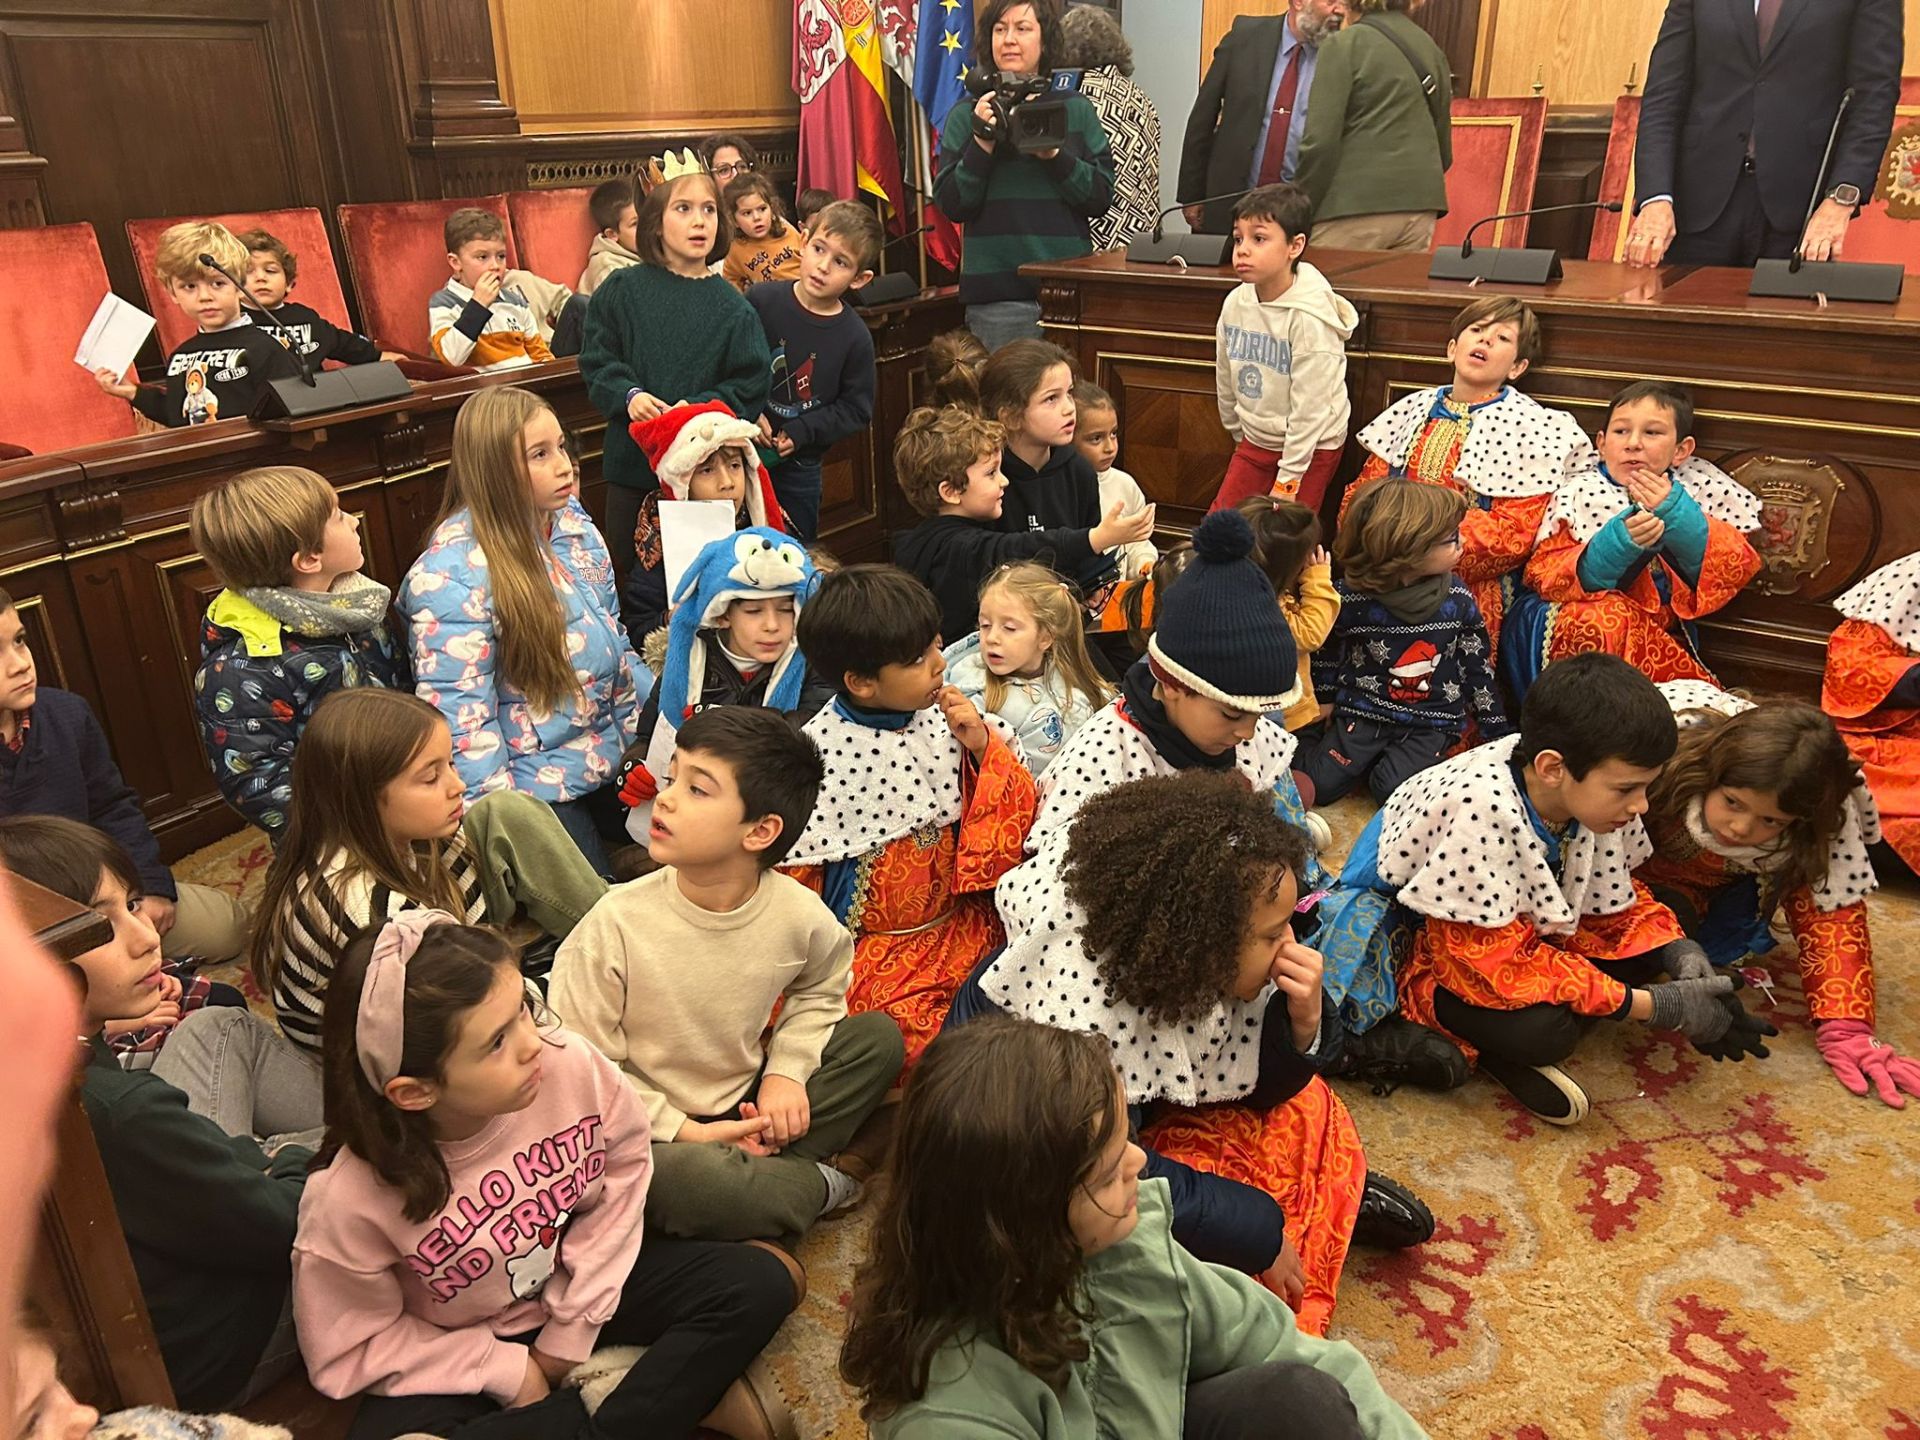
[[490, 0, 798, 135], [1478, 0, 1663, 106]]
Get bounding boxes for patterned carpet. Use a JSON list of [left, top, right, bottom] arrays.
[[177, 803, 1920, 1440]]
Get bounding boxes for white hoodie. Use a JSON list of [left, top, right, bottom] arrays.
[[1215, 261, 1360, 487]]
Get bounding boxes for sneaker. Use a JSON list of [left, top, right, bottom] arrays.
[[1326, 1015, 1470, 1093], [1352, 1170, 1434, 1250], [816, 1161, 864, 1218], [1479, 1054, 1589, 1125], [1302, 810, 1334, 854]]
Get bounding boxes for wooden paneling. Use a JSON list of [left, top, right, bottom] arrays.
[[1478, 0, 1663, 106], [490, 0, 798, 135]]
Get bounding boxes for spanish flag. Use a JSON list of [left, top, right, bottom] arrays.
[[795, 0, 908, 217]]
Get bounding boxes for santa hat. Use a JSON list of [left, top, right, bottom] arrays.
[[1147, 508, 1301, 712], [630, 399, 786, 531]]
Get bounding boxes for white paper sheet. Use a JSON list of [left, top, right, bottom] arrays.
[[658, 499, 739, 603], [73, 293, 156, 378]]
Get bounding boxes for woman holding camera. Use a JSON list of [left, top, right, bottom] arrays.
[[934, 0, 1116, 351]]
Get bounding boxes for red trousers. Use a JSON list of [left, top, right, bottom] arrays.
[[1210, 441, 1343, 513]]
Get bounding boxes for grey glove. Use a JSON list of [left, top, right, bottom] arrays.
[[1659, 939, 1715, 982], [1647, 974, 1737, 1043]]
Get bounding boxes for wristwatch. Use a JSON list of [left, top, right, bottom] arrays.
[[1828, 183, 1863, 208]]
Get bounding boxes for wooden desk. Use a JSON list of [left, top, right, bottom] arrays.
[[1027, 250, 1920, 697], [1, 871, 109, 959]]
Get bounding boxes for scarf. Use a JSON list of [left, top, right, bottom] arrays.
[[1374, 571, 1452, 624], [1121, 658, 1234, 772], [239, 573, 393, 638]]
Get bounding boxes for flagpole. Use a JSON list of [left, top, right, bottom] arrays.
[[913, 105, 930, 291]]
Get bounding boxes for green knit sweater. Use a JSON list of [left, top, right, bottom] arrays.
[[578, 263, 772, 491], [1293, 14, 1453, 223]]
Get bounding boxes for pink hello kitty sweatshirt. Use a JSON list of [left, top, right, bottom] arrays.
[[292, 1031, 651, 1404]]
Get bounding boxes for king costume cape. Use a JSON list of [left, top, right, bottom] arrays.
[[1822, 552, 1920, 873]]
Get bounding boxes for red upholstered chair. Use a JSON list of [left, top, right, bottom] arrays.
[[507, 187, 600, 290], [126, 207, 355, 356], [1843, 77, 1920, 273], [1435, 96, 1548, 251], [0, 224, 142, 454], [1587, 96, 1643, 263], [336, 195, 519, 359]]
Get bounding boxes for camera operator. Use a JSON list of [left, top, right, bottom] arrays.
[[933, 0, 1116, 350]]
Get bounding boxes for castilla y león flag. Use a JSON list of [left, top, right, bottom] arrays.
[[795, 0, 910, 217]]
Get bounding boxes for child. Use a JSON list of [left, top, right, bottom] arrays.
[[1822, 551, 1920, 875], [1510, 381, 1762, 693], [293, 914, 797, 1439], [624, 400, 792, 649], [782, 564, 1038, 1064], [0, 589, 250, 962], [891, 403, 1154, 646], [619, 526, 827, 836], [552, 707, 903, 1242], [722, 172, 804, 291], [1296, 481, 1507, 807], [579, 153, 772, 586], [0, 816, 311, 1413], [747, 199, 883, 543], [1072, 379, 1158, 580], [839, 1017, 1427, 1439], [191, 465, 410, 841], [925, 326, 987, 408], [1640, 680, 1915, 1104], [402, 386, 645, 876], [1094, 540, 1193, 658], [1239, 495, 1336, 734], [795, 186, 835, 227], [1345, 297, 1588, 659], [92, 222, 298, 427], [237, 228, 394, 367], [1212, 185, 1357, 512], [427, 208, 554, 372], [1351, 652, 1769, 1125], [577, 177, 640, 296], [944, 562, 1112, 776], [249, 686, 606, 1062], [961, 773, 1424, 1336]]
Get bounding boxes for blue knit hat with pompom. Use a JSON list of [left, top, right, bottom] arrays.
[[1147, 508, 1301, 712]]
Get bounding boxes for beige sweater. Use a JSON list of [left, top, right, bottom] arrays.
[[548, 867, 852, 1138]]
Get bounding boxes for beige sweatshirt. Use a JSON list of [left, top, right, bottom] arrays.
[[547, 867, 852, 1139]]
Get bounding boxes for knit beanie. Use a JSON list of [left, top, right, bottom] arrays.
[[1147, 508, 1301, 712], [629, 399, 786, 531]]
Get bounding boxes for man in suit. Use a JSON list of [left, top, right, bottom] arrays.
[[1625, 0, 1902, 267], [1179, 0, 1350, 234]]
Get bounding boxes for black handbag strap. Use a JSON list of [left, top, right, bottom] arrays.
[[1356, 14, 1439, 98]]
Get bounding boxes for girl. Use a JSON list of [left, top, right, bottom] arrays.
[[926, 327, 988, 409], [249, 687, 606, 1064], [6, 1324, 96, 1439], [293, 914, 798, 1440], [839, 1018, 1425, 1439], [578, 155, 771, 584], [1296, 480, 1507, 808], [1238, 495, 1337, 735], [721, 172, 803, 291], [944, 562, 1111, 776], [1095, 540, 1192, 658], [1822, 550, 1920, 876], [403, 386, 646, 875], [1071, 380, 1157, 580], [1639, 681, 1917, 1104]]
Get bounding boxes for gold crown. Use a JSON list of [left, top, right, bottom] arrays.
[[656, 147, 704, 180]]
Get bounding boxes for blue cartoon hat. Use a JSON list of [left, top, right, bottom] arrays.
[[655, 527, 816, 730]]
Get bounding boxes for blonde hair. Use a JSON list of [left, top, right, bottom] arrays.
[[190, 466, 335, 589], [437, 387, 581, 714], [1334, 479, 1466, 593], [894, 405, 1005, 516], [154, 221, 248, 286], [976, 562, 1111, 717]]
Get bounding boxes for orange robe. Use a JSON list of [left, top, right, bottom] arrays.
[[1823, 617, 1920, 872]]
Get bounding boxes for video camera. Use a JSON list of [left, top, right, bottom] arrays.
[[964, 68, 1083, 156]]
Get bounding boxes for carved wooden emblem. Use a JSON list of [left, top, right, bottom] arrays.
[[1726, 453, 1844, 595], [1878, 123, 1920, 220]]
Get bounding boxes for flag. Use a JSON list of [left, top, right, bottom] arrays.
[[795, 0, 908, 218], [912, 0, 974, 268]]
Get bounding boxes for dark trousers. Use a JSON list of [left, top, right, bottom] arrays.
[[1667, 164, 1801, 267], [1183, 1361, 1366, 1440], [603, 483, 644, 593], [345, 1236, 792, 1440], [771, 455, 824, 545], [1434, 950, 1669, 1068], [1295, 712, 1456, 807]]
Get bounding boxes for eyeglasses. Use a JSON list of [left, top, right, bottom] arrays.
[[710, 160, 753, 179]]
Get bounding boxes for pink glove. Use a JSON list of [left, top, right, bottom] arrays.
[[1816, 1020, 1920, 1108]]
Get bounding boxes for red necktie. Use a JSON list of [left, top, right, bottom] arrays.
[[1756, 0, 1783, 53], [1256, 44, 1306, 186]]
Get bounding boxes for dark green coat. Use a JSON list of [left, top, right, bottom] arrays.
[[1294, 14, 1453, 223]]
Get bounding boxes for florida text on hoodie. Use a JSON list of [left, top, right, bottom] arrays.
[[1214, 263, 1359, 486]]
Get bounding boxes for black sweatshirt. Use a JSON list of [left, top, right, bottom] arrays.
[[132, 320, 300, 427], [892, 513, 1096, 647], [997, 441, 1116, 593], [746, 281, 876, 461], [255, 299, 381, 367]]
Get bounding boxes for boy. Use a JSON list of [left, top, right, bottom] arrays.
[[191, 466, 410, 840], [781, 565, 1038, 1065], [237, 228, 396, 368], [93, 221, 299, 427], [891, 403, 1153, 647], [1211, 184, 1358, 512], [1345, 296, 1589, 654], [745, 200, 883, 543], [1357, 652, 1772, 1124], [428, 207, 554, 371], [0, 590, 250, 962], [1072, 379, 1158, 580], [1513, 381, 1763, 690], [551, 707, 902, 1243], [578, 177, 640, 296]]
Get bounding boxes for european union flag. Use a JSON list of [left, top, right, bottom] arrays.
[[913, 0, 976, 130]]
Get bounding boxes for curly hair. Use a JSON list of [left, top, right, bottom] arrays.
[[1334, 478, 1466, 593], [1061, 771, 1308, 1024], [894, 404, 1005, 515], [1061, 3, 1132, 73]]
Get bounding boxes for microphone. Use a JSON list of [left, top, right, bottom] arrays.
[[1427, 199, 1623, 285], [1456, 201, 1623, 258], [200, 251, 316, 388], [1750, 87, 1901, 303], [1790, 86, 1853, 274], [1126, 189, 1251, 266]]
